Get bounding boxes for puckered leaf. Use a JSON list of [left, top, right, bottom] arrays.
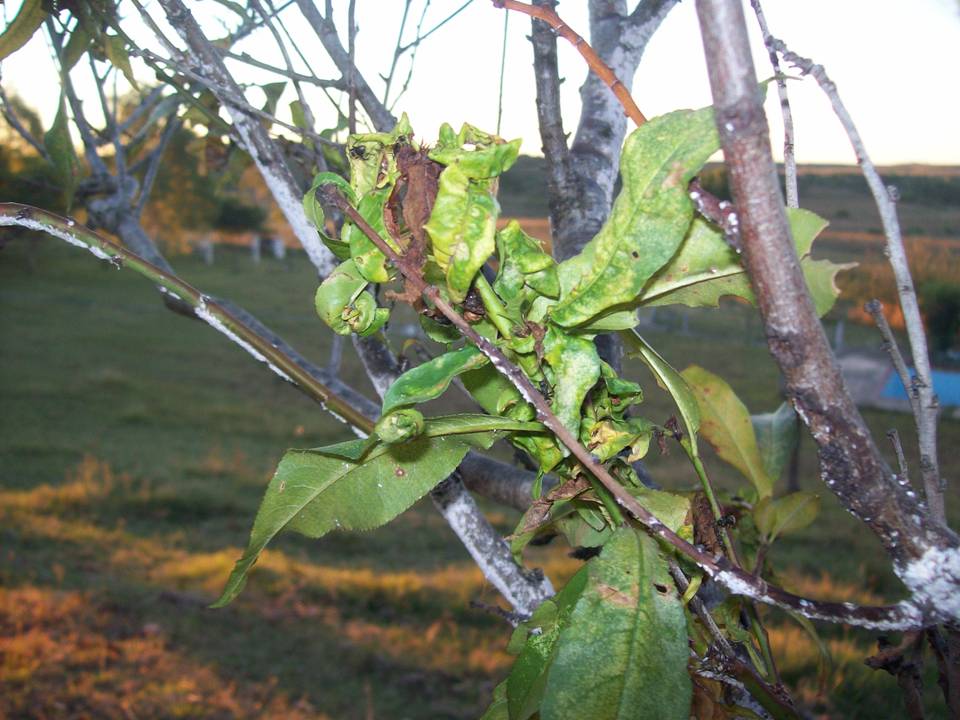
[[214, 433, 470, 607], [543, 325, 601, 443], [682, 365, 772, 498], [303, 172, 355, 261], [424, 163, 498, 302], [549, 107, 720, 328], [495, 220, 559, 307], [429, 137, 521, 179], [639, 208, 854, 317], [539, 527, 691, 720], [314, 259, 387, 337], [345, 187, 396, 283], [382, 345, 488, 414]]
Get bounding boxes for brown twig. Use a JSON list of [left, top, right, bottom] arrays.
[[492, 0, 646, 126], [888, 429, 910, 486], [320, 184, 926, 631], [866, 632, 927, 720]]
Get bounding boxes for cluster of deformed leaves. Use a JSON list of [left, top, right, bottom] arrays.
[[219, 108, 849, 719]]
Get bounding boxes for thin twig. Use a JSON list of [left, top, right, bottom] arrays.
[[0, 84, 51, 160], [770, 35, 944, 523], [887, 429, 910, 486], [866, 299, 919, 417], [492, 0, 646, 126], [347, 0, 357, 134], [748, 0, 797, 208], [321, 184, 927, 631], [135, 113, 180, 217], [381, 0, 412, 107]]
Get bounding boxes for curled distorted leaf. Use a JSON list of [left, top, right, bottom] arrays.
[[543, 326, 601, 443], [752, 402, 800, 483], [213, 433, 472, 607], [345, 187, 397, 283], [681, 365, 773, 498], [347, 113, 413, 196], [538, 528, 691, 720], [0, 0, 46, 62], [495, 220, 559, 306], [423, 163, 498, 302], [374, 408, 425, 444], [429, 137, 521, 179], [303, 172, 355, 261], [314, 259, 388, 337], [639, 208, 853, 317], [382, 345, 488, 414], [419, 314, 460, 344], [753, 491, 821, 543], [549, 107, 720, 328]]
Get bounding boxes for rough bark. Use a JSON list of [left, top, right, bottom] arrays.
[[694, 0, 959, 621]]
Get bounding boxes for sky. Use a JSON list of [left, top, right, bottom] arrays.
[[2, 0, 959, 166]]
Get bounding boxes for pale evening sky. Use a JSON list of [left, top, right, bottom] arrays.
[[1, 0, 959, 166]]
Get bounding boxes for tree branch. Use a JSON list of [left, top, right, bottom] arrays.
[[694, 0, 958, 621], [769, 35, 944, 524]]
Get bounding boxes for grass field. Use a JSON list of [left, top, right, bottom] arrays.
[[2, 220, 959, 717]]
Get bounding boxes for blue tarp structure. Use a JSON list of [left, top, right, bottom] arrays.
[[881, 368, 960, 407]]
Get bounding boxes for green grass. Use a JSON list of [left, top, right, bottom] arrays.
[[2, 236, 959, 718]]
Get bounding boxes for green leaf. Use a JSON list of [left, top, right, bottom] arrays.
[[681, 365, 773, 498], [43, 96, 80, 210], [102, 34, 138, 89], [623, 331, 700, 455], [214, 434, 470, 607], [540, 528, 691, 720], [424, 163, 498, 302], [549, 107, 719, 328], [303, 172, 355, 260], [478, 681, 509, 720], [382, 346, 488, 414], [314, 259, 388, 337], [752, 402, 799, 482], [753, 491, 820, 543], [260, 81, 286, 116], [346, 187, 396, 283], [507, 568, 589, 720], [543, 326, 601, 443], [61, 23, 92, 71], [346, 113, 413, 196], [639, 209, 854, 317], [429, 137, 521, 179], [0, 0, 46, 61], [494, 220, 559, 306]]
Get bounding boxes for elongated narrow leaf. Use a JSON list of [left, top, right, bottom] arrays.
[[43, 97, 80, 210], [640, 208, 853, 317], [540, 527, 691, 720], [215, 434, 470, 606], [507, 568, 589, 720], [0, 0, 46, 61], [382, 346, 488, 413], [681, 365, 773, 498], [424, 163, 498, 302], [752, 402, 799, 482], [549, 107, 719, 328], [346, 187, 397, 283], [102, 34, 138, 89], [623, 331, 699, 454]]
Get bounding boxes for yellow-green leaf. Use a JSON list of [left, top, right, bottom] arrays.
[[0, 0, 46, 61], [682, 365, 772, 498], [754, 491, 820, 543]]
